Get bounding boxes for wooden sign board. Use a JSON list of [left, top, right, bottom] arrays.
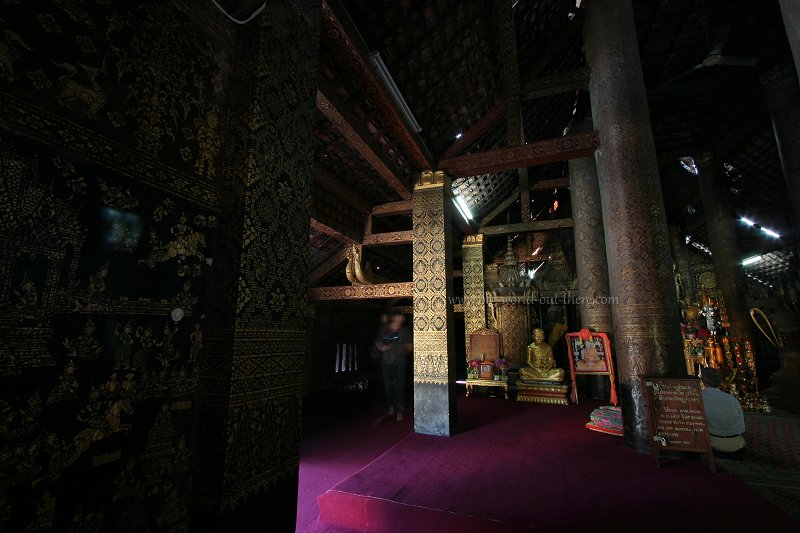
[[640, 376, 715, 473]]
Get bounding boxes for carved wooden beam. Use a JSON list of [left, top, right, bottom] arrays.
[[316, 89, 411, 200], [322, 0, 434, 170], [481, 218, 574, 236], [521, 67, 591, 102], [309, 245, 350, 286], [362, 230, 413, 247], [313, 162, 371, 214], [440, 21, 585, 161], [533, 177, 570, 191], [308, 282, 414, 300], [372, 199, 412, 217], [441, 132, 599, 178], [495, 0, 528, 224], [310, 218, 359, 245], [441, 103, 507, 159]]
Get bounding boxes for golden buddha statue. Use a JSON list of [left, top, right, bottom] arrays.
[[520, 328, 564, 382]]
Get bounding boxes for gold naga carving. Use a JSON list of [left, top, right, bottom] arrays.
[[344, 244, 385, 286]]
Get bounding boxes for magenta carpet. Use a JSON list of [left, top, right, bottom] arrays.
[[313, 397, 797, 532], [297, 409, 413, 532]]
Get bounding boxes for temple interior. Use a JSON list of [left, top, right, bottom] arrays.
[[1, 0, 800, 531]]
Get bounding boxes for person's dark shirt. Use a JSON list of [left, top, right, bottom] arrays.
[[381, 327, 410, 364]]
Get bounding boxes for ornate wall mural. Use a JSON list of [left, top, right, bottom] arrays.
[[0, 0, 234, 530]]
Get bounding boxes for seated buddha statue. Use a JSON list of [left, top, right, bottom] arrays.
[[520, 328, 564, 382]]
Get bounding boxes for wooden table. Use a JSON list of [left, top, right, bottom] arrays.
[[465, 378, 509, 399]]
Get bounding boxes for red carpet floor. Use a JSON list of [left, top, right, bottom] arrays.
[[313, 396, 797, 532], [297, 408, 413, 532]]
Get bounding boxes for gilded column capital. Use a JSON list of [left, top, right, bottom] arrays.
[[415, 169, 450, 190], [462, 234, 485, 247]]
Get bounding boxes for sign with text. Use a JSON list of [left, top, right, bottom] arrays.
[[640, 376, 715, 472]]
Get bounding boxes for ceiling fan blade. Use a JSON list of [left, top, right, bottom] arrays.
[[708, 25, 732, 57], [660, 63, 706, 87], [716, 55, 760, 67]]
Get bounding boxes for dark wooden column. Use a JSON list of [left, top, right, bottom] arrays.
[[695, 154, 755, 340], [780, 0, 800, 82], [570, 125, 614, 400], [583, 0, 684, 451], [569, 124, 613, 334], [191, 2, 320, 530], [412, 171, 457, 436], [762, 65, 800, 260], [669, 225, 697, 307]]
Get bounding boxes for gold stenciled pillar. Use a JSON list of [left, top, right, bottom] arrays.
[[462, 234, 487, 351], [413, 170, 457, 436]]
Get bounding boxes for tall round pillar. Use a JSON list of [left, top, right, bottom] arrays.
[[570, 138, 614, 400], [761, 65, 800, 260], [583, 0, 685, 451], [695, 154, 755, 340], [779, 0, 800, 83], [669, 225, 697, 307]]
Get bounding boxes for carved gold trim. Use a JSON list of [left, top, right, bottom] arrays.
[[463, 234, 485, 246], [308, 282, 413, 300], [414, 170, 450, 190]]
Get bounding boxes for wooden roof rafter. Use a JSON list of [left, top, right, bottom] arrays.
[[322, 0, 434, 170], [316, 86, 411, 200], [440, 17, 585, 160], [313, 162, 371, 214], [495, 0, 529, 223], [441, 131, 599, 178]]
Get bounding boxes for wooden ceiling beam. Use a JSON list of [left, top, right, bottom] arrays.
[[316, 88, 411, 200], [533, 177, 570, 191], [322, 0, 434, 170], [309, 245, 350, 286], [309, 282, 414, 301], [441, 103, 507, 159], [362, 230, 413, 247], [521, 68, 591, 102], [372, 199, 412, 217], [481, 218, 574, 236], [480, 191, 519, 227], [495, 0, 528, 224], [310, 217, 360, 246], [313, 162, 371, 214], [441, 18, 584, 161], [441, 132, 599, 178]]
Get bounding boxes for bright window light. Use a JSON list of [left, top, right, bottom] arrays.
[[761, 227, 781, 238], [740, 217, 755, 226], [455, 195, 473, 220], [455, 132, 463, 139], [742, 255, 763, 266]]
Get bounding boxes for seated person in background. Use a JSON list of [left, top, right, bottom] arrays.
[[700, 368, 746, 455]]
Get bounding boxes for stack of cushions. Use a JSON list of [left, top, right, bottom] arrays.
[[586, 405, 623, 436]]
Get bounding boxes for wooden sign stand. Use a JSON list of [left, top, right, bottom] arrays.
[[640, 376, 715, 473]]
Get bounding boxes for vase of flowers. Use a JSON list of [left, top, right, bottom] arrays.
[[494, 358, 510, 375], [468, 359, 480, 380]]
